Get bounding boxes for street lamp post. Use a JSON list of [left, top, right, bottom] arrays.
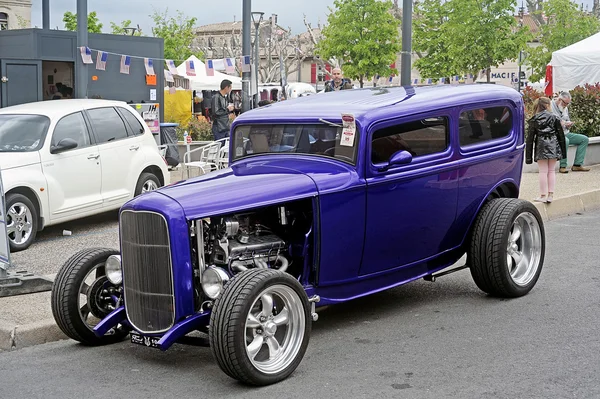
[[400, 0, 413, 86], [251, 11, 264, 108], [241, 0, 252, 113]]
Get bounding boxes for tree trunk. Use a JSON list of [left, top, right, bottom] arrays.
[[486, 68, 491, 83], [360, 76, 364, 88]]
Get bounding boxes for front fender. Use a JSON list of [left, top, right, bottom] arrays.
[[2, 165, 49, 226]]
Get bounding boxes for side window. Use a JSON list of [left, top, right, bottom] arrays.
[[118, 108, 146, 136], [371, 116, 449, 164], [459, 106, 513, 147], [87, 107, 129, 144], [51, 112, 91, 150]]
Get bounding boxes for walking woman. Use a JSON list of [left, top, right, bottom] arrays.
[[525, 97, 567, 203]]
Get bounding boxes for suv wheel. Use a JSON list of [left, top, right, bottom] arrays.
[[209, 269, 312, 386], [469, 198, 545, 298], [134, 173, 160, 196], [5, 193, 38, 252]]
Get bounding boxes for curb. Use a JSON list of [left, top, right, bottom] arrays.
[[532, 189, 600, 222], [1, 190, 599, 352]]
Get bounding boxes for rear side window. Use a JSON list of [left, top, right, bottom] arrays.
[[118, 108, 146, 136], [371, 116, 449, 164], [87, 107, 129, 144], [459, 106, 513, 147]]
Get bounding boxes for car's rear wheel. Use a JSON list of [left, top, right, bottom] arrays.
[[469, 198, 545, 298], [5, 193, 38, 252], [209, 269, 311, 386], [134, 172, 160, 196], [51, 248, 129, 345]]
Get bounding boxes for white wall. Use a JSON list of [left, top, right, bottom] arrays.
[[0, 0, 32, 29]]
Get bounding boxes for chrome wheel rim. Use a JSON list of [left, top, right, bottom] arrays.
[[245, 284, 305, 374], [506, 212, 542, 286], [142, 179, 158, 193], [78, 263, 119, 333], [6, 202, 33, 245]]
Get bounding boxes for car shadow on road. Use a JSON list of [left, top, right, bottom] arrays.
[[34, 210, 120, 242]]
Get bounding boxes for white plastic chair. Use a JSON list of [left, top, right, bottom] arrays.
[[217, 139, 230, 169], [183, 141, 220, 178]]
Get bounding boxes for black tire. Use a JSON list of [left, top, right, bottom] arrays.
[[134, 172, 161, 196], [5, 193, 38, 252], [469, 198, 545, 298], [209, 269, 312, 386], [51, 248, 129, 346]]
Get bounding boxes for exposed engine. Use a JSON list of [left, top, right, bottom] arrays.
[[209, 212, 290, 273]]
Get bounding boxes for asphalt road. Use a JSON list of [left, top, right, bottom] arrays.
[[1, 210, 599, 398]]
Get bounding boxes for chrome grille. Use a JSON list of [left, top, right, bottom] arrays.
[[120, 210, 175, 333]]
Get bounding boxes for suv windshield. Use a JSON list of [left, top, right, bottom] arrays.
[[232, 123, 358, 164], [0, 114, 50, 152]]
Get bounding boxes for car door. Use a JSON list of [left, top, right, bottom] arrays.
[[360, 113, 458, 276], [85, 107, 146, 207], [40, 111, 102, 221]]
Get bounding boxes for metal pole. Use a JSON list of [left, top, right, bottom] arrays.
[[76, 0, 88, 99], [400, 0, 413, 86], [42, 0, 50, 29], [254, 26, 260, 107], [241, 0, 251, 113]]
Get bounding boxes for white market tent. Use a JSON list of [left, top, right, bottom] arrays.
[[176, 55, 242, 91], [550, 32, 600, 93]]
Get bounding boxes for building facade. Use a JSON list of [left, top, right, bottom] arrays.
[[0, 0, 32, 30]]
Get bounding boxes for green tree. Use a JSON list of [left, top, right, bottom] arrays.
[[110, 20, 143, 36], [527, 0, 600, 82], [62, 11, 103, 33], [316, 0, 400, 87], [414, 0, 530, 82], [150, 9, 202, 62], [413, 0, 459, 80]]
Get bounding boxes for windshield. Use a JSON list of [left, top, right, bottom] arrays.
[[0, 114, 50, 152], [232, 123, 358, 164]]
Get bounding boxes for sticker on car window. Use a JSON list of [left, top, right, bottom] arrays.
[[236, 147, 244, 156], [340, 113, 356, 147]]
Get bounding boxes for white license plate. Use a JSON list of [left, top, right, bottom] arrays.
[[130, 332, 160, 348]]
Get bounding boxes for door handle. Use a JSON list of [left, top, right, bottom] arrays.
[[87, 154, 100, 160], [129, 145, 140, 151]]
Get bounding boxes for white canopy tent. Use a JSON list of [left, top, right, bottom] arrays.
[[550, 32, 600, 93], [176, 56, 243, 91]]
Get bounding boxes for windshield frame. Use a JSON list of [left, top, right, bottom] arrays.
[[231, 122, 360, 166], [0, 113, 51, 153]]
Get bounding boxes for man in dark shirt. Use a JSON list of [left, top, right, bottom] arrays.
[[211, 79, 234, 141]]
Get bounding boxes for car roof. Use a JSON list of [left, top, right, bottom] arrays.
[[235, 84, 523, 125], [0, 99, 131, 119]]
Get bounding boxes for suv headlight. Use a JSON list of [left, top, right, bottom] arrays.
[[105, 255, 123, 285], [201, 266, 230, 299]]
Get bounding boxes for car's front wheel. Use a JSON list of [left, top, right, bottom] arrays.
[[5, 193, 38, 252], [51, 248, 129, 345], [469, 198, 545, 298], [209, 269, 312, 386]]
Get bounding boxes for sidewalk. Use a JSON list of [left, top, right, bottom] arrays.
[[1, 165, 599, 351]]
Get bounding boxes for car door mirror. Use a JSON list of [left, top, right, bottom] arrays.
[[50, 138, 78, 154], [378, 150, 413, 172]]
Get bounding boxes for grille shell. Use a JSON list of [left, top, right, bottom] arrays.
[[120, 210, 175, 333]]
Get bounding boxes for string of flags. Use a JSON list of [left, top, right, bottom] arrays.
[[78, 46, 253, 79]]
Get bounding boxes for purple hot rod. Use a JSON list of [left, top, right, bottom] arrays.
[[51, 84, 545, 386]]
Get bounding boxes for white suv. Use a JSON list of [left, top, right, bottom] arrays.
[[0, 99, 170, 251]]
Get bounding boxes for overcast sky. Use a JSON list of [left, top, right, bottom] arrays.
[[30, 0, 597, 35], [30, 0, 337, 35]]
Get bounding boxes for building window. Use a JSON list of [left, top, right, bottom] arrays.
[[0, 12, 8, 30]]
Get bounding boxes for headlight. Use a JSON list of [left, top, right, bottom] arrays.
[[201, 266, 230, 299], [105, 255, 123, 285]]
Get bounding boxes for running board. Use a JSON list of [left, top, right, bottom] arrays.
[[423, 264, 469, 282]]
